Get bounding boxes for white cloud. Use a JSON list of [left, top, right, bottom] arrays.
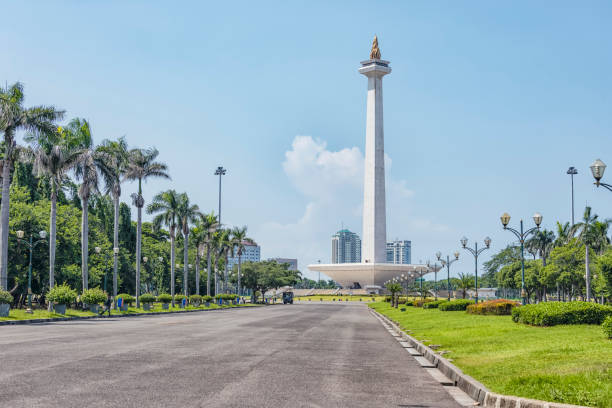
[[254, 135, 445, 280]]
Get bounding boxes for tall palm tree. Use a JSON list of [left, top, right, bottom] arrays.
[[457, 272, 475, 299], [570, 206, 602, 301], [66, 119, 100, 292], [96, 137, 129, 302], [531, 229, 555, 267], [177, 192, 202, 297], [190, 223, 206, 296], [28, 131, 81, 293], [200, 213, 219, 296], [555, 221, 573, 247], [147, 189, 180, 306], [231, 226, 253, 296], [126, 148, 169, 307], [214, 228, 231, 293], [0, 82, 64, 289]]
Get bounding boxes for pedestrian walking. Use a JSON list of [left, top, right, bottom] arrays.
[[99, 295, 112, 317]]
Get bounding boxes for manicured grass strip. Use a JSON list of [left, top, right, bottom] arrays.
[[0, 303, 256, 322], [370, 302, 611, 408], [294, 295, 385, 302]]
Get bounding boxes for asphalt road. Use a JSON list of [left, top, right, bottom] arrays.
[[0, 304, 462, 408]]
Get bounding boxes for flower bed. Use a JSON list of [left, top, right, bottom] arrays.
[[467, 299, 520, 315], [512, 301, 612, 326]]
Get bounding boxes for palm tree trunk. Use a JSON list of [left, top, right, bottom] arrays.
[[585, 244, 591, 302], [224, 254, 229, 293], [206, 244, 211, 296], [237, 254, 242, 297], [113, 194, 119, 302], [170, 234, 175, 306], [81, 196, 89, 292], [195, 254, 200, 295], [183, 232, 189, 296], [135, 203, 142, 308], [0, 159, 11, 290], [49, 187, 57, 289]]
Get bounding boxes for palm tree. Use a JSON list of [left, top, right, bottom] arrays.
[[66, 118, 100, 293], [571, 206, 602, 301], [555, 221, 573, 247], [200, 213, 219, 296], [28, 131, 81, 293], [231, 226, 253, 296], [457, 272, 475, 299], [96, 137, 129, 302], [177, 192, 202, 297], [125, 148, 169, 307], [214, 229, 231, 293], [190, 223, 205, 296], [147, 190, 180, 306], [0, 82, 64, 289]]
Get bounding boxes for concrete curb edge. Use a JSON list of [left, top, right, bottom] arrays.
[[370, 309, 589, 408]]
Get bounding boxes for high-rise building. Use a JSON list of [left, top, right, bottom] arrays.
[[386, 240, 411, 264], [331, 229, 361, 264], [268, 258, 298, 271], [227, 241, 261, 270]]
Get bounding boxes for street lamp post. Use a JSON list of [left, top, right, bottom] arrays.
[[16, 230, 47, 313], [590, 159, 612, 192], [567, 167, 578, 225], [112, 247, 119, 305], [427, 261, 441, 300], [500, 212, 542, 305], [460, 236, 491, 304], [436, 251, 459, 301], [142, 256, 148, 293], [214, 166, 227, 225]]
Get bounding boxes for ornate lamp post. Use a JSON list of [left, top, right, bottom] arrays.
[[16, 230, 47, 313], [427, 261, 442, 300], [436, 251, 459, 301], [95, 246, 111, 293], [142, 256, 148, 293], [500, 212, 542, 305], [590, 159, 612, 192], [460, 236, 491, 304]]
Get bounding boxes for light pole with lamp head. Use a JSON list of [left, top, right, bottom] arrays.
[[567, 167, 578, 225], [94, 246, 111, 293], [460, 236, 491, 304], [590, 159, 612, 192], [436, 251, 459, 301], [214, 166, 227, 226], [112, 247, 119, 305], [500, 212, 542, 305], [426, 260, 441, 300], [15, 230, 47, 313]]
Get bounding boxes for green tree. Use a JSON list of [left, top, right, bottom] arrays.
[[0, 82, 64, 289], [385, 282, 402, 307], [176, 193, 201, 296], [457, 272, 475, 299], [125, 147, 169, 307], [231, 225, 253, 296]]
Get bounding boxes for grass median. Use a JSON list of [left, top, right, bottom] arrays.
[[294, 295, 385, 302], [0, 302, 256, 322], [370, 302, 611, 408]]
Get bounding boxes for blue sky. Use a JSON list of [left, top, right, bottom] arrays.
[[2, 1, 611, 280]]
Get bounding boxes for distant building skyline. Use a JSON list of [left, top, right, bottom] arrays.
[[386, 240, 412, 265], [331, 229, 361, 264]]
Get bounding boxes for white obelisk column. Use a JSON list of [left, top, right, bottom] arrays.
[[359, 51, 391, 264]]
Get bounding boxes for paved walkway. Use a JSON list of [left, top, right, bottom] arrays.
[[0, 304, 462, 407]]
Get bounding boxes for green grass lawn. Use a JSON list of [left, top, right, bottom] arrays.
[[295, 295, 385, 302], [370, 302, 611, 408], [0, 302, 255, 321]]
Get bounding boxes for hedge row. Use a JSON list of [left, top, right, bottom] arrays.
[[603, 316, 612, 339], [0, 289, 13, 304], [423, 300, 447, 309], [511, 301, 612, 326], [466, 299, 520, 316], [439, 299, 475, 311]]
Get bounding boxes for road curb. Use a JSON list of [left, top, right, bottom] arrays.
[[0, 304, 264, 326], [370, 309, 588, 408]]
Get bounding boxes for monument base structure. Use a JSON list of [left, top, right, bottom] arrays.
[[308, 263, 431, 293]]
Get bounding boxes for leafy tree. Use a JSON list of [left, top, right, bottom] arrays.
[[457, 272, 475, 299], [231, 225, 253, 296], [482, 245, 520, 287], [177, 192, 201, 296]]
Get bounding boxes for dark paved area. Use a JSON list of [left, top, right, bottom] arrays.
[[0, 304, 461, 407]]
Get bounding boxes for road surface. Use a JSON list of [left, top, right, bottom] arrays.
[[0, 304, 463, 407]]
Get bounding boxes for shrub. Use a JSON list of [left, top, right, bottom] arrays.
[[189, 294, 202, 304], [139, 293, 156, 303], [48, 283, 77, 305], [439, 299, 475, 311], [423, 300, 447, 309], [81, 288, 107, 305], [202, 295, 213, 302], [157, 293, 172, 303], [174, 294, 186, 303], [512, 301, 612, 326], [117, 293, 135, 305], [0, 289, 13, 304], [602, 316, 612, 339], [413, 298, 435, 307], [467, 299, 520, 316]]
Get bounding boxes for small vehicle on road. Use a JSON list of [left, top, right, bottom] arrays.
[[283, 291, 294, 304]]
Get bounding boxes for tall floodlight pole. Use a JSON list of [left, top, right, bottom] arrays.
[[567, 167, 578, 225], [460, 237, 491, 304], [436, 251, 459, 301], [500, 212, 542, 305], [215, 166, 227, 226]]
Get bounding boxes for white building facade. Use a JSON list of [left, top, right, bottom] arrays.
[[227, 241, 261, 270]]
